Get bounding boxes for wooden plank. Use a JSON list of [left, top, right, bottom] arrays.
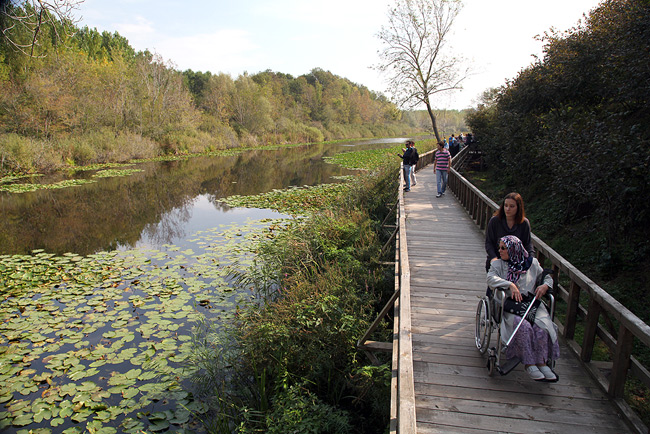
[[415, 395, 629, 428], [360, 340, 392, 352], [416, 406, 630, 434]]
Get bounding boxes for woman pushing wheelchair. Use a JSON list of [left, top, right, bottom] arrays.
[[487, 235, 560, 381]]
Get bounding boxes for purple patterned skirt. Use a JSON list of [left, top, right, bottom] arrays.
[[506, 316, 560, 365]]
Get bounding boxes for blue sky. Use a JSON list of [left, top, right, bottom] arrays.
[[77, 0, 603, 110]]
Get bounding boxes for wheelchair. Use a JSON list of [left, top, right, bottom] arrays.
[[474, 271, 556, 376]]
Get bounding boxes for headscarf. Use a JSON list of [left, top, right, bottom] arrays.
[[500, 235, 533, 283]]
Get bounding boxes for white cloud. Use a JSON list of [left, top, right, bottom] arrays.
[[156, 29, 260, 74], [114, 15, 156, 39]]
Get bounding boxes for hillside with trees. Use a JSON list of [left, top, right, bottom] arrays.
[[0, 5, 417, 174], [466, 0, 649, 321]]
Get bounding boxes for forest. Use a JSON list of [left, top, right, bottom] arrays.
[[466, 0, 650, 321], [0, 3, 466, 175]]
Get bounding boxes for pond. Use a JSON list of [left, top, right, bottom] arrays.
[[0, 138, 407, 255], [0, 138, 409, 434]]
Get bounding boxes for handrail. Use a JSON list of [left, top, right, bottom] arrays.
[[356, 162, 417, 433], [395, 164, 417, 434], [447, 165, 650, 434]]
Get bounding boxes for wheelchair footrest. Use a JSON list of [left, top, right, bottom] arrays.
[[498, 357, 521, 375]]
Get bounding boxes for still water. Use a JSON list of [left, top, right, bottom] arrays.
[[0, 138, 408, 255], [0, 137, 409, 433]]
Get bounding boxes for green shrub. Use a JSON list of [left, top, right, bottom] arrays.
[[304, 125, 324, 143], [67, 136, 99, 165], [0, 133, 63, 173], [59, 128, 159, 165], [224, 168, 396, 433], [261, 385, 352, 434]]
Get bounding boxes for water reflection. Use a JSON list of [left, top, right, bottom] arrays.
[[0, 138, 409, 255]]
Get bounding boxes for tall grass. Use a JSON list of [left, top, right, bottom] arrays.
[[188, 167, 398, 433]]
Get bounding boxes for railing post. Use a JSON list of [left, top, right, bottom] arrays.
[[469, 192, 476, 220], [564, 280, 581, 340], [609, 325, 634, 398], [482, 203, 490, 230], [581, 296, 602, 363]]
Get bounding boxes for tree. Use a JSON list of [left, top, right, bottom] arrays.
[[376, 0, 467, 142], [1, 0, 84, 57]]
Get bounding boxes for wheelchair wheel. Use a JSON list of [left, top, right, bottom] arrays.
[[487, 354, 496, 376], [475, 297, 491, 354]]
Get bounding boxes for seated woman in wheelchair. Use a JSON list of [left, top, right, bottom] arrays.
[[487, 235, 560, 381]]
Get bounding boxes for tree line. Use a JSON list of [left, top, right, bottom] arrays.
[[466, 0, 649, 314], [0, 4, 418, 174]]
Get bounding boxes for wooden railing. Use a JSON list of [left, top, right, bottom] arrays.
[[447, 162, 650, 434], [394, 167, 417, 434], [356, 163, 417, 434]]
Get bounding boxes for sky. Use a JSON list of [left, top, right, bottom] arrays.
[[76, 0, 603, 110]]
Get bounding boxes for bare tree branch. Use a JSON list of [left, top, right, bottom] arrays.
[[1, 0, 84, 57], [375, 0, 468, 141]]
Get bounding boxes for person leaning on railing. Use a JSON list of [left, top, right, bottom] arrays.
[[397, 140, 418, 192]]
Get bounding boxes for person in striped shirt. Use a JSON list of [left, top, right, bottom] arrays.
[[433, 141, 451, 198]]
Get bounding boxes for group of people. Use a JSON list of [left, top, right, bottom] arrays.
[[398, 139, 559, 382], [398, 139, 450, 197], [444, 132, 474, 157]]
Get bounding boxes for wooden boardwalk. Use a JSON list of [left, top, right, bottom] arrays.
[[403, 167, 633, 434]]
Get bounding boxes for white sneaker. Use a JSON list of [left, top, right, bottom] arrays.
[[525, 365, 545, 381], [538, 365, 557, 382]]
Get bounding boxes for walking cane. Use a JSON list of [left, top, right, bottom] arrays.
[[505, 298, 538, 347]]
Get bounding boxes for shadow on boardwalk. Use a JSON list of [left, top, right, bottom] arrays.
[[403, 167, 633, 434]]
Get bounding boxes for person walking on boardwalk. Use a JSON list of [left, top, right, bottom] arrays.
[[397, 140, 417, 191], [487, 235, 559, 382], [433, 141, 451, 198]]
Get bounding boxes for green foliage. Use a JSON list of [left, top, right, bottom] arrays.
[[222, 182, 353, 216], [249, 384, 353, 434], [0, 133, 63, 172], [195, 167, 396, 433], [466, 0, 650, 278]]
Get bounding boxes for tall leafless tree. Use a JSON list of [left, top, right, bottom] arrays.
[[1, 0, 84, 56], [376, 0, 468, 142]]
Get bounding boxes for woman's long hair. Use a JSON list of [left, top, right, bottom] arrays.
[[495, 192, 525, 224]]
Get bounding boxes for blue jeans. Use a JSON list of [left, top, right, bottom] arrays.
[[436, 169, 448, 194], [403, 164, 412, 190]]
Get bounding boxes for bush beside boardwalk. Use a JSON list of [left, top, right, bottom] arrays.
[[189, 165, 399, 433]]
